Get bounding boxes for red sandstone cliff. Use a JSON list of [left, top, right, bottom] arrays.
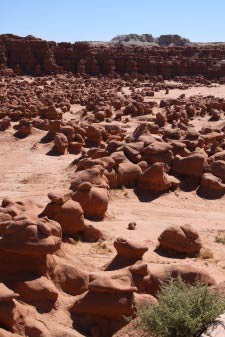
[[1, 34, 225, 78]]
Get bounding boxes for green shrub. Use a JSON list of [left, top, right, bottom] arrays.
[[137, 277, 225, 337], [215, 234, 225, 245]]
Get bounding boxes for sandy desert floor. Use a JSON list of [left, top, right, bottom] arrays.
[[1, 76, 225, 337], [1, 83, 225, 280]]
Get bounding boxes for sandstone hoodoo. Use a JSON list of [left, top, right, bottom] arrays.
[[137, 162, 180, 192], [158, 224, 202, 255], [114, 237, 149, 260], [40, 194, 86, 235], [1, 19, 225, 337]]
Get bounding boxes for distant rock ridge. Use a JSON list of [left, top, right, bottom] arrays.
[[1, 34, 225, 78], [111, 34, 156, 45], [111, 34, 190, 46]]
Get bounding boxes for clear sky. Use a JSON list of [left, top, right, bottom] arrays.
[[1, 0, 225, 43]]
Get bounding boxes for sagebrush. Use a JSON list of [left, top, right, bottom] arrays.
[[137, 277, 225, 337]]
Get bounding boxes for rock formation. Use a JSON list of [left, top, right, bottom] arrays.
[[1, 34, 225, 79]]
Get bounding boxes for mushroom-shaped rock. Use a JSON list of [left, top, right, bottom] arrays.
[[52, 257, 89, 295], [129, 261, 149, 276], [185, 128, 200, 140], [48, 120, 61, 134], [0, 197, 29, 218], [104, 168, 118, 189], [54, 132, 68, 155], [48, 191, 71, 205], [85, 125, 102, 147], [143, 141, 172, 155], [146, 263, 216, 297], [114, 237, 148, 260], [72, 185, 109, 220], [208, 150, 225, 164], [201, 131, 223, 145], [137, 162, 180, 192], [14, 119, 32, 137], [41, 105, 62, 120], [40, 199, 85, 235], [142, 141, 174, 166], [110, 151, 127, 165], [200, 173, 225, 192], [95, 156, 116, 170], [83, 224, 103, 242], [15, 276, 58, 304], [61, 125, 75, 142], [210, 160, 225, 181], [70, 167, 109, 191], [170, 141, 190, 157], [134, 292, 157, 307], [88, 274, 137, 294], [172, 152, 207, 177], [128, 261, 150, 293], [138, 160, 148, 172], [158, 224, 202, 255], [0, 300, 37, 336], [71, 290, 134, 324], [0, 216, 61, 256], [71, 273, 138, 336], [117, 162, 142, 187], [0, 117, 11, 131], [68, 142, 82, 154], [123, 145, 141, 164]]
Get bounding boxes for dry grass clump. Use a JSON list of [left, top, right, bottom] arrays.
[[215, 233, 225, 245], [199, 247, 214, 259]]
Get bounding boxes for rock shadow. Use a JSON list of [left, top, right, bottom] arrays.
[[40, 132, 54, 144], [197, 187, 225, 200], [104, 255, 140, 271], [154, 247, 197, 259], [45, 146, 60, 156], [134, 188, 164, 202], [178, 176, 200, 192], [13, 131, 29, 139], [32, 300, 57, 314]]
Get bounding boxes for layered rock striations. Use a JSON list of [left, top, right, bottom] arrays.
[[1, 34, 225, 78]]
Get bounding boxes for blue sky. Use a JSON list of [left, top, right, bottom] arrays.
[[1, 0, 225, 42]]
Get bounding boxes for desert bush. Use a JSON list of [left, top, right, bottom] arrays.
[[215, 234, 225, 245], [199, 247, 214, 259], [137, 277, 225, 337]]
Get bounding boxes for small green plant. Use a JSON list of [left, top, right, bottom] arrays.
[[137, 277, 225, 337], [215, 234, 225, 245]]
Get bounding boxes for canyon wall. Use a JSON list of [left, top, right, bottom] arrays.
[[1, 34, 225, 78]]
